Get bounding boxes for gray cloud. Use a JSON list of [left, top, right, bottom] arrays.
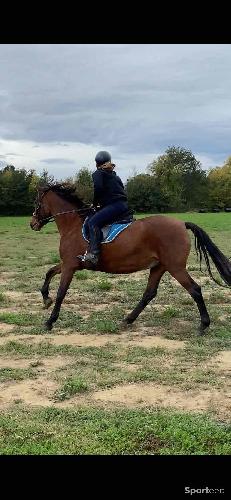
[[0, 44, 231, 174], [40, 158, 76, 164]]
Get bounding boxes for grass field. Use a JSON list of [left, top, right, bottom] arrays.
[[0, 213, 230, 455]]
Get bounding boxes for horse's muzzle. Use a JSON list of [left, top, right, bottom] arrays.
[[30, 220, 41, 231]]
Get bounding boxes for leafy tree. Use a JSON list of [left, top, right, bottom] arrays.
[[74, 167, 94, 204], [148, 146, 208, 210], [0, 165, 36, 215], [208, 158, 231, 209], [126, 174, 166, 212], [39, 169, 54, 186]]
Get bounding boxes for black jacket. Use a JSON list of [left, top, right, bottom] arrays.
[[92, 169, 128, 207]]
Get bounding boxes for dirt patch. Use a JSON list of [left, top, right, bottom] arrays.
[[50, 333, 119, 347], [35, 356, 72, 372], [64, 299, 108, 313], [0, 331, 120, 348], [0, 280, 7, 286], [56, 394, 90, 409], [218, 314, 230, 322], [0, 334, 52, 345], [4, 291, 25, 300], [87, 304, 109, 312], [127, 327, 186, 350], [0, 323, 16, 334], [0, 307, 22, 313], [91, 382, 231, 417], [0, 355, 73, 408], [62, 305, 89, 319], [151, 304, 168, 312], [111, 271, 148, 282], [209, 351, 231, 373], [0, 328, 186, 351], [0, 357, 32, 369], [113, 362, 140, 372], [196, 276, 212, 285], [0, 378, 59, 408], [0, 272, 17, 286], [0, 272, 17, 278], [0, 355, 71, 371], [175, 320, 192, 329], [127, 336, 185, 350], [50, 329, 185, 351]]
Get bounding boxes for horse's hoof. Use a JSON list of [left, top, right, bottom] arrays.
[[121, 318, 133, 328], [44, 321, 53, 331], [43, 297, 53, 309], [121, 319, 128, 329], [198, 325, 207, 336]]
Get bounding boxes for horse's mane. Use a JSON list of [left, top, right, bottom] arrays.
[[40, 182, 87, 209]]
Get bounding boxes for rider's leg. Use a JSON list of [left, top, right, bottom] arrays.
[[78, 201, 129, 266]]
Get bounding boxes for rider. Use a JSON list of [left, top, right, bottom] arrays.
[[79, 151, 129, 268]]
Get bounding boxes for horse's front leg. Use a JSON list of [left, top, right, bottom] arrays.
[[41, 263, 61, 309], [44, 265, 74, 331]]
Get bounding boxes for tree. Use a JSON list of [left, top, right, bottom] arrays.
[[74, 167, 94, 204], [208, 157, 231, 209], [39, 169, 54, 186], [28, 170, 41, 208], [148, 146, 208, 210], [0, 165, 37, 215], [126, 174, 166, 212]]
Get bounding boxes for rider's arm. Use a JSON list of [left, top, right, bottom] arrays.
[[92, 170, 104, 207]]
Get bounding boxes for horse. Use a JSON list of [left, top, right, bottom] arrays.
[[30, 183, 231, 333]]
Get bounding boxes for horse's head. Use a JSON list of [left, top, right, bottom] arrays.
[[30, 187, 52, 231], [30, 182, 91, 231]]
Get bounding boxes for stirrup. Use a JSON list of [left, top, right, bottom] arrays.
[[77, 251, 88, 262], [77, 251, 99, 266], [84, 253, 99, 265]]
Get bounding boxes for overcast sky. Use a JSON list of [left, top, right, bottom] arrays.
[[0, 44, 231, 181]]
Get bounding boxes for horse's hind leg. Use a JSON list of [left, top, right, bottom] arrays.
[[170, 268, 210, 335], [41, 263, 61, 309], [124, 264, 165, 325]]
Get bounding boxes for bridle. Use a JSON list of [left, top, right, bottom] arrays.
[[33, 190, 93, 225]]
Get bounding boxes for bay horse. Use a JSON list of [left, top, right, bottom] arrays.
[[30, 184, 231, 334]]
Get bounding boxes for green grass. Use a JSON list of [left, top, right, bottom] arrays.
[[55, 377, 90, 401], [96, 279, 112, 291], [0, 407, 230, 455], [137, 211, 231, 232], [0, 312, 40, 326], [0, 367, 37, 382], [161, 306, 180, 319], [74, 270, 90, 280], [46, 252, 60, 264], [0, 292, 6, 303]]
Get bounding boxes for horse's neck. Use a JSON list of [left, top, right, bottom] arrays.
[[47, 193, 83, 236]]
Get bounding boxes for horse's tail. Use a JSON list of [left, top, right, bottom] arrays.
[[185, 222, 231, 286]]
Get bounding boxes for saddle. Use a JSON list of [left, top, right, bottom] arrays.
[[82, 212, 135, 244]]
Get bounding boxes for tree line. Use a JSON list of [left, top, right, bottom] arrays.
[[1, 146, 231, 215]]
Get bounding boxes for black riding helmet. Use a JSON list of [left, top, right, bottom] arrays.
[[95, 151, 111, 166]]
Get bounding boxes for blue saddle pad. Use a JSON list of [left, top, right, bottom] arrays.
[[82, 217, 133, 244]]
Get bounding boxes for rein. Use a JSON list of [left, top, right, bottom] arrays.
[[36, 207, 93, 225]]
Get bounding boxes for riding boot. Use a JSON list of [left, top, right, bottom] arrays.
[[77, 226, 102, 268]]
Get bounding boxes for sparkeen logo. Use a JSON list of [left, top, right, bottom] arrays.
[[185, 487, 225, 495]]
